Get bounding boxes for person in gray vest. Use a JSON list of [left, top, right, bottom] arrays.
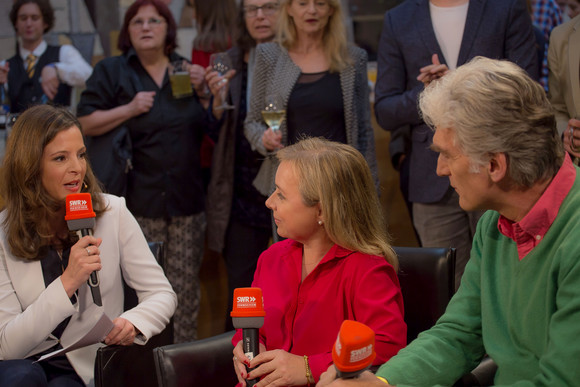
[[0, 0, 92, 113]]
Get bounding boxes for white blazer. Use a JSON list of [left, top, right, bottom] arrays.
[[0, 194, 177, 385]]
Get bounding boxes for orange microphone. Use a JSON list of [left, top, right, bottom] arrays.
[[332, 320, 376, 379], [231, 287, 266, 387], [65, 193, 101, 306]]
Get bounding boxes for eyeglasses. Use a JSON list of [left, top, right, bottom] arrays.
[[130, 17, 165, 28], [244, 2, 278, 17]]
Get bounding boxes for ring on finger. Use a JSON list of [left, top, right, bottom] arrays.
[[86, 247, 91, 256]]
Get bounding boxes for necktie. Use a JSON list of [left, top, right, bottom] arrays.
[[26, 54, 37, 78]]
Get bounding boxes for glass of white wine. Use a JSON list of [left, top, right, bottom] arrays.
[[261, 94, 285, 132], [209, 52, 235, 110]]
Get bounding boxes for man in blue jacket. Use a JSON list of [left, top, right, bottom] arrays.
[[374, 0, 538, 289]]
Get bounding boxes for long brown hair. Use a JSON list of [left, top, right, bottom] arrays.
[[1, 105, 106, 260], [192, 0, 236, 52]]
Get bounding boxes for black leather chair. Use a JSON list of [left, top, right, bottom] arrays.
[[394, 246, 456, 342], [94, 241, 174, 387], [394, 247, 498, 386], [153, 330, 237, 387], [454, 356, 498, 386]]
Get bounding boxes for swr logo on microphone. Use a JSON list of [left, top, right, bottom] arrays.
[[68, 199, 89, 212], [349, 344, 373, 363], [236, 296, 257, 308]]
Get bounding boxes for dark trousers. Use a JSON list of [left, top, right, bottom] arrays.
[[223, 219, 271, 331], [0, 359, 84, 387]]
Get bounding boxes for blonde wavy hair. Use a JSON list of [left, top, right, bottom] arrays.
[[276, 0, 351, 72], [276, 137, 398, 270], [1, 105, 106, 260]]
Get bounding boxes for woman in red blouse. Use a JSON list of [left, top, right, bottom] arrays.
[[232, 138, 407, 386]]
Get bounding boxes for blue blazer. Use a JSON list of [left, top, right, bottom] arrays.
[[375, 0, 538, 203]]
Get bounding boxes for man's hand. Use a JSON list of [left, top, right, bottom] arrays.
[[316, 365, 392, 387], [564, 117, 580, 159], [41, 64, 60, 100], [417, 53, 449, 86]]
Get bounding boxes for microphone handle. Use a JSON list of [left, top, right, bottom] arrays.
[[335, 365, 366, 379], [243, 328, 259, 387], [79, 228, 102, 307]]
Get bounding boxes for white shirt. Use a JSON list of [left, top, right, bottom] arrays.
[[429, 1, 469, 70], [19, 40, 92, 87]]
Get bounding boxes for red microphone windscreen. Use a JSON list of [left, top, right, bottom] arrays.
[[332, 320, 376, 373], [65, 193, 95, 221], [230, 287, 266, 318]]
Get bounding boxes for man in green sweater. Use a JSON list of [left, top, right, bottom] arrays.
[[317, 56, 580, 387]]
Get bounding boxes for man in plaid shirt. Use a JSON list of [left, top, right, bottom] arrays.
[[531, 0, 564, 91]]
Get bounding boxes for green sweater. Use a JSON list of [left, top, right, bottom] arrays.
[[377, 175, 580, 386]]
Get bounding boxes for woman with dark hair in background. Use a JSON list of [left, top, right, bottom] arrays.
[[190, 0, 236, 67], [190, 0, 237, 188], [205, 0, 280, 331], [76, 0, 206, 343]]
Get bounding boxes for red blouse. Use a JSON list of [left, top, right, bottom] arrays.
[[232, 239, 407, 382]]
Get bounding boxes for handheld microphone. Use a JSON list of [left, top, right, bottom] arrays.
[[332, 320, 376, 379], [231, 287, 266, 387], [64, 193, 102, 307]]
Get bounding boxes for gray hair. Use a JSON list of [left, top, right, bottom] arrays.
[[419, 56, 563, 188]]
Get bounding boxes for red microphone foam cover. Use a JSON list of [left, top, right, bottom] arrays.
[[230, 287, 266, 318], [332, 320, 376, 373], [64, 193, 95, 221]]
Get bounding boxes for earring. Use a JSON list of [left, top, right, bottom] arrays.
[[318, 220, 323, 226], [83, 181, 88, 190]]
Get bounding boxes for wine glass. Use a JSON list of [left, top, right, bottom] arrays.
[[209, 52, 235, 110], [261, 94, 286, 132]]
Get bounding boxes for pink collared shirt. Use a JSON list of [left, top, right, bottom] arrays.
[[497, 154, 576, 259]]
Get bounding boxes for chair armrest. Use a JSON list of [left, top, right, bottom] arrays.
[[454, 356, 497, 387], [94, 322, 173, 387]]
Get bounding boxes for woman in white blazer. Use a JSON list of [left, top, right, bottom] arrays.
[[0, 105, 177, 386]]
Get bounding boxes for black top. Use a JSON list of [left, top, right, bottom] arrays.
[[77, 50, 208, 218], [231, 61, 270, 228], [31, 246, 77, 374], [286, 71, 346, 144], [7, 46, 72, 113]]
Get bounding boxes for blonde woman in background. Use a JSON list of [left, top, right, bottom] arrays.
[[244, 0, 378, 204]]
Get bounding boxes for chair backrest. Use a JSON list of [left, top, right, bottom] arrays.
[[153, 330, 237, 387], [394, 246, 456, 343], [94, 241, 173, 387]]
